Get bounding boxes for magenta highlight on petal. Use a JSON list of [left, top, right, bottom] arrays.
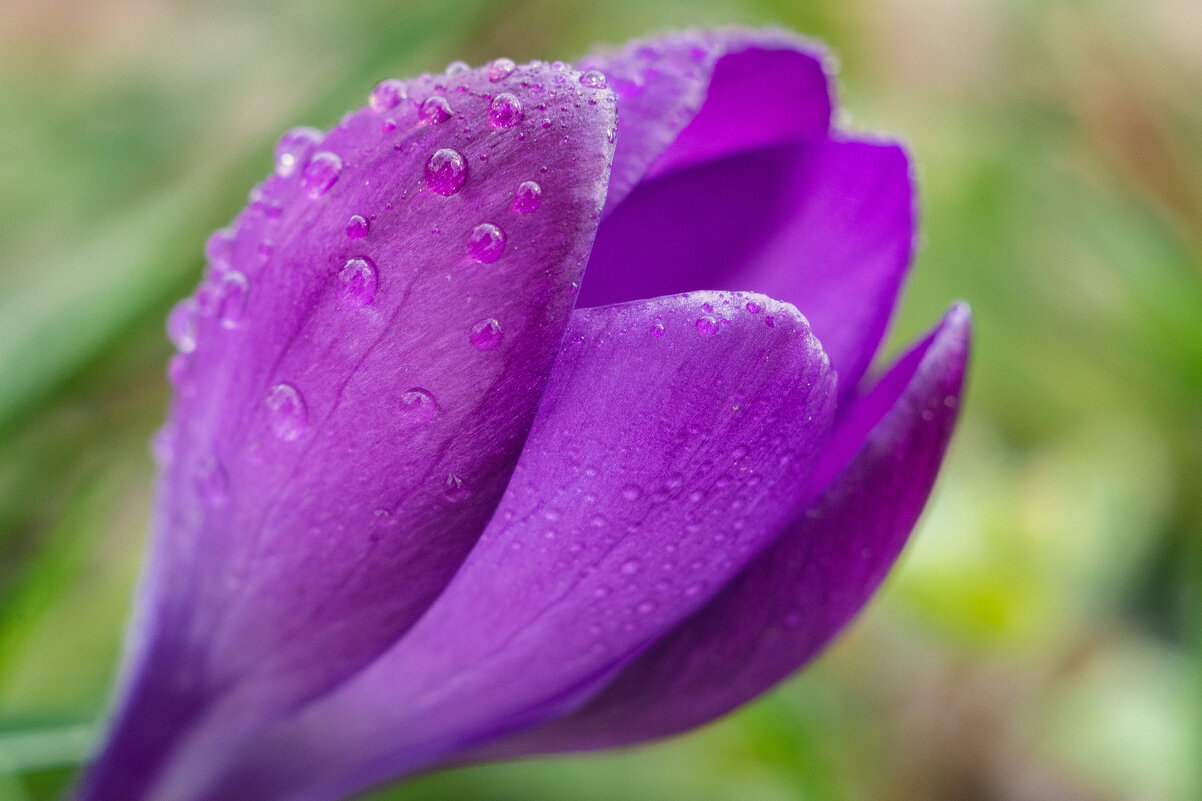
[[81, 29, 969, 801]]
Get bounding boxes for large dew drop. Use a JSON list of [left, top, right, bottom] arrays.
[[467, 222, 506, 263], [511, 180, 542, 213], [399, 388, 438, 423], [419, 96, 453, 125], [274, 127, 322, 178], [425, 148, 467, 195], [369, 79, 406, 113], [167, 298, 199, 353], [217, 271, 250, 328], [301, 152, 342, 198], [339, 257, 378, 307], [266, 382, 307, 441], [488, 58, 516, 82], [488, 93, 523, 129], [469, 318, 503, 351], [345, 214, 369, 239]]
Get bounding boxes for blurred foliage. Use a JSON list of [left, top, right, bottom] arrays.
[[0, 0, 1199, 800]]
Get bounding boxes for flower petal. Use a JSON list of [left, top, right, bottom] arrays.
[[80, 62, 617, 801], [187, 291, 838, 801], [488, 303, 970, 754], [579, 138, 915, 394], [581, 29, 833, 215]]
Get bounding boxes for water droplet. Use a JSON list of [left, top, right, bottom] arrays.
[[275, 127, 322, 177], [369, 79, 406, 112], [621, 484, 643, 501], [196, 456, 229, 505], [764, 315, 776, 328], [425, 148, 466, 195], [217, 271, 250, 328], [374, 507, 394, 526], [745, 300, 763, 314], [419, 96, 453, 125], [467, 222, 506, 263], [346, 214, 369, 239], [339, 257, 378, 307], [649, 322, 665, 338], [205, 228, 235, 271], [488, 57, 516, 82], [300, 151, 342, 198], [488, 93, 523, 129], [621, 559, 641, 575], [469, 318, 503, 351], [445, 60, 470, 76], [399, 388, 438, 423], [266, 383, 307, 441], [695, 316, 718, 336], [512, 180, 542, 213], [167, 298, 198, 353], [443, 473, 469, 502], [579, 70, 608, 89]]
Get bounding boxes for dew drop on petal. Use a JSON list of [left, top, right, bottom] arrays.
[[300, 152, 342, 197], [488, 93, 523, 129], [339, 257, 378, 307], [695, 316, 718, 336], [369, 79, 406, 112], [419, 96, 453, 125], [764, 315, 776, 328], [649, 322, 665, 338], [399, 388, 438, 423], [511, 180, 542, 213], [167, 298, 198, 353], [205, 228, 235, 271], [345, 214, 369, 239], [196, 456, 229, 506], [467, 222, 505, 262], [274, 127, 322, 178], [579, 70, 608, 89], [469, 318, 503, 351], [745, 300, 763, 314], [445, 60, 470, 76], [488, 57, 516, 82], [266, 382, 307, 441], [443, 473, 470, 502], [425, 148, 466, 195], [217, 271, 250, 328]]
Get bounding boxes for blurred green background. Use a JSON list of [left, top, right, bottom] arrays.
[[1, 0, 1200, 799]]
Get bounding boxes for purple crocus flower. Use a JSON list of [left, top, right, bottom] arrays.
[[81, 28, 970, 801]]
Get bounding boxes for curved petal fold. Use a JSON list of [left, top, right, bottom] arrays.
[[189, 291, 838, 801], [579, 29, 833, 214], [80, 62, 617, 801], [490, 303, 970, 754], [580, 139, 915, 393]]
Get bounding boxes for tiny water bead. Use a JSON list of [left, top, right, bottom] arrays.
[[649, 322, 665, 338], [369, 79, 406, 112], [511, 180, 542, 213], [467, 223, 506, 263], [339, 257, 378, 307], [419, 96, 453, 125], [345, 214, 369, 239], [745, 300, 763, 314], [399, 388, 438, 423], [266, 383, 308, 441], [695, 316, 718, 336], [469, 318, 503, 351], [274, 127, 322, 178], [425, 148, 467, 195], [217, 271, 250, 328], [579, 70, 608, 89], [167, 298, 199, 353], [196, 456, 229, 506], [488, 57, 516, 82], [488, 93, 523, 129], [301, 152, 342, 198]]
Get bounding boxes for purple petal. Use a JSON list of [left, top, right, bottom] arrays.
[[80, 62, 616, 801], [579, 138, 915, 393], [580, 29, 833, 215], [188, 291, 838, 801], [489, 303, 971, 754]]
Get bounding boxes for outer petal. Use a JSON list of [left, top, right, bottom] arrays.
[[579, 139, 915, 394], [489, 303, 970, 754], [188, 291, 838, 801], [80, 63, 617, 801], [578, 29, 833, 214]]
